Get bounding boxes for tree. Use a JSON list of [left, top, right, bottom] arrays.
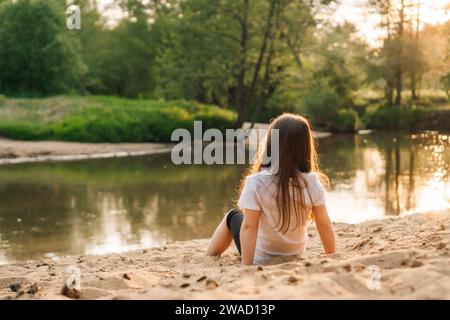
[[420, 21, 449, 92], [369, 0, 430, 105], [79, 0, 156, 97], [151, 0, 333, 127], [409, 0, 423, 100], [369, 0, 396, 105], [150, 0, 238, 104], [299, 23, 368, 131], [73, 0, 108, 93], [393, 0, 407, 105], [0, 0, 86, 96]]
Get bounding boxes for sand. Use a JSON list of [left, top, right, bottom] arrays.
[[0, 127, 331, 165], [0, 210, 449, 300], [0, 122, 331, 165], [0, 139, 173, 165]]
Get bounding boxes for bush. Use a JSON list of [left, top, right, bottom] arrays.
[[0, 0, 85, 95], [0, 96, 237, 142], [335, 109, 360, 132], [304, 91, 341, 124], [0, 121, 51, 140], [303, 91, 359, 132], [362, 105, 421, 129]]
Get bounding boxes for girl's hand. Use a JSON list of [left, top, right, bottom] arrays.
[[240, 209, 260, 266], [312, 204, 336, 255]]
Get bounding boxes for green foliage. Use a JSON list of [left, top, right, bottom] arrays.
[[0, 97, 237, 142], [362, 105, 421, 129], [303, 89, 360, 132], [151, 0, 323, 126], [442, 73, 450, 98], [294, 23, 368, 132], [0, 0, 85, 96], [82, 4, 156, 98], [0, 121, 51, 140], [0, 0, 447, 135], [336, 109, 360, 132], [257, 92, 297, 123], [304, 91, 343, 124], [151, 0, 238, 104], [309, 24, 366, 102]]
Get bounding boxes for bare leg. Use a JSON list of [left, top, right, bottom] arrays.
[[206, 215, 233, 256]]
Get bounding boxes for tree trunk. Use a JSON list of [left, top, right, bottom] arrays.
[[395, 68, 403, 105], [395, 0, 405, 106], [411, 75, 417, 100], [387, 82, 394, 106], [234, 0, 249, 129], [384, 0, 394, 106], [250, 1, 280, 126], [244, 0, 276, 107], [234, 0, 276, 128], [411, 0, 421, 100], [251, 43, 275, 126]]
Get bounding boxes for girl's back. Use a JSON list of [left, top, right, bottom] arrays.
[[238, 169, 326, 264], [207, 113, 335, 265]]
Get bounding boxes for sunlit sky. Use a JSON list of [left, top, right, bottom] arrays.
[[333, 0, 450, 46], [97, 0, 450, 47]]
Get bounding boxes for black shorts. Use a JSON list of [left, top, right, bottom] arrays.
[[226, 208, 244, 254]]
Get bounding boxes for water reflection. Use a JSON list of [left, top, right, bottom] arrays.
[[0, 156, 244, 263], [0, 131, 448, 263], [318, 132, 449, 222]]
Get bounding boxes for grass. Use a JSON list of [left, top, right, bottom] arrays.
[[362, 104, 450, 131], [0, 91, 447, 143], [362, 105, 422, 129], [0, 96, 237, 142], [353, 89, 450, 131]]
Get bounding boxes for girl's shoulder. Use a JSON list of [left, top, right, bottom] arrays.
[[244, 170, 276, 187], [301, 171, 326, 192], [302, 171, 321, 179], [249, 170, 320, 179], [247, 170, 323, 183], [298, 171, 317, 179], [246, 169, 274, 181]]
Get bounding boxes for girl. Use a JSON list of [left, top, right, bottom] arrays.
[[206, 113, 336, 265]]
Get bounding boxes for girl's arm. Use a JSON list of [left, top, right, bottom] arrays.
[[312, 204, 336, 254], [240, 209, 260, 266]]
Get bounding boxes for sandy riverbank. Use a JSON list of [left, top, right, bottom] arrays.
[[0, 210, 449, 300], [0, 139, 173, 165], [0, 127, 331, 165]]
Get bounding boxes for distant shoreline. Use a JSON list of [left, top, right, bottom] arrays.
[[0, 139, 174, 165], [0, 130, 332, 165]]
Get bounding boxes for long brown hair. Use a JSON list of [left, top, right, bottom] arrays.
[[243, 113, 327, 233]]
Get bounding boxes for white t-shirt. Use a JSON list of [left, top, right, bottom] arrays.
[[237, 169, 326, 264]]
